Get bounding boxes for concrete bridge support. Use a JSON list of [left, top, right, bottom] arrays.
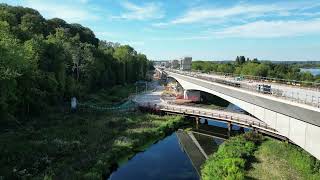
[[183, 90, 201, 102], [167, 72, 320, 160], [195, 117, 199, 129], [228, 122, 233, 132]]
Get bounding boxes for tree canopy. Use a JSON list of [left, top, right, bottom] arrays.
[[0, 4, 152, 124], [192, 57, 320, 82]]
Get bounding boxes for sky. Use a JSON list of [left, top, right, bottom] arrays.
[[2, 0, 320, 61]]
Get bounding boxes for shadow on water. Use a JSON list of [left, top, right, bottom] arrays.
[[108, 118, 249, 180]]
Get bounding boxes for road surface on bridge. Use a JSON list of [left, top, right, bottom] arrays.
[[169, 69, 320, 108]]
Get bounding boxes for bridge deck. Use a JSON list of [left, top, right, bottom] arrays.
[[167, 69, 320, 108], [160, 104, 281, 136], [165, 70, 320, 127]]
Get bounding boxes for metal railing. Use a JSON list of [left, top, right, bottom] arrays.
[[165, 69, 320, 108], [158, 66, 320, 88], [139, 102, 278, 134], [203, 71, 320, 88]]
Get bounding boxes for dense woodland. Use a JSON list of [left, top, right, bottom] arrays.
[[0, 4, 152, 125], [192, 56, 320, 83]]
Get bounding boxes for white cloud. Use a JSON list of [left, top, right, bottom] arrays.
[[112, 1, 164, 20], [213, 19, 320, 38], [159, 1, 320, 25], [152, 18, 320, 40], [24, 0, 100, 23]]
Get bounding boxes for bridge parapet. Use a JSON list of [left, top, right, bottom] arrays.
[[164, 69, 320, 109], [138, 102, 279, 136]]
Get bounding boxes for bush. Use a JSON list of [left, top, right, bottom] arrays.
[[201, 132, 263, 180], [243, 131, 263, 144]]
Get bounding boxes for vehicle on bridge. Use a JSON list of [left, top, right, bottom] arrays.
[[235, 76, 244, 81], [256, 84, 272, 94]]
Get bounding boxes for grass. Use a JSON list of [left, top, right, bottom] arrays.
[[201, 132, 263, 180], [0, 111, 185, 179], [201, 133, 320, 180], [246, 138, 320, 180], [0, 83, 185, 179]]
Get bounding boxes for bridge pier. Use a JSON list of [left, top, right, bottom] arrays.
[[183, 89, 201, 101], [195, 117, 199, 129], [227, 122, 233, 137], [184, 90, 188, 100], [227, 122, 233, 131], [252, 127, 258, 133]]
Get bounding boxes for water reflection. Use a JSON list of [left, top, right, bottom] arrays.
[[108, 133, 198, 180], [192, 132, 223, 156], [108, 120, 247, 180]]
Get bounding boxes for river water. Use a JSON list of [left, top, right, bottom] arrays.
[[300, 68, 320, 76], [108, 120, 246, 180]]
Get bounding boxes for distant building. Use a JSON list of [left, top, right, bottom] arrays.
[[180, 57, 192, 71], [158, 61, 168, 67], [170, 59, 180, 69], [164, 61, 171, 68]]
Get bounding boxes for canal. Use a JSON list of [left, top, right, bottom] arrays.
[[108, 120, 248, 180]]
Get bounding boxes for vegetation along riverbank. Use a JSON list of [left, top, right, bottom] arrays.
[[201, 132, 320, 180], [0, 102, 185, 179], [247, 137, 320, 179]]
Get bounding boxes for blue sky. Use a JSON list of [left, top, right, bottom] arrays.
[[2, 0, 320, 61]]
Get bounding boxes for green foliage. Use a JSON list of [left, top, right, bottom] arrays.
[[263, 139, 320, 178], [247, 138, 320, 179], [192, 58, 318, 82], [0, 111, 184, 179], [0, 4, 150, 124], [201, 132, 263, 180], [236, 56, 246, 65], [192, 61, 235, 73]]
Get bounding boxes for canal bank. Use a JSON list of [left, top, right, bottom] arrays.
[[108, 118, 247, 180], [246, 137, 320, 179], [0, 107, 186, 179], [107, 113, 320, 180], [200, 131, 320, 180]]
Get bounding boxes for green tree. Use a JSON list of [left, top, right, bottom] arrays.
[[20, 13, 47, 38], [0, 4, 151, 124]]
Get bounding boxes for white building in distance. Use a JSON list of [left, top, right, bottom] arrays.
[[180, 57, 192, 71]]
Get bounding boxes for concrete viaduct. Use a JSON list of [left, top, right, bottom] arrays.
[[158, 69, 320, 160]]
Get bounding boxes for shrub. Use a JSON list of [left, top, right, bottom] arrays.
[[243, 131, 264, 144], [201, 132, 262, 180]]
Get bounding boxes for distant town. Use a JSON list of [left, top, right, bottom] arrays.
[[154, 57, 193, 71]]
